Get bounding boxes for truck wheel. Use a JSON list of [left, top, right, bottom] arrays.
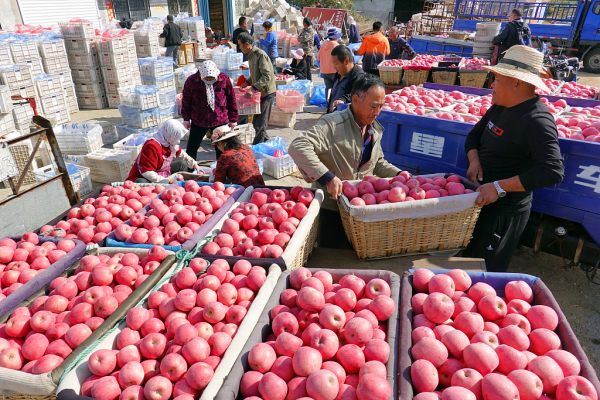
[[583, 48, 600, 73]]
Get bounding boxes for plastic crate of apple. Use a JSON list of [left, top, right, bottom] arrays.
[[240, 268, 396, 400], [81, 258, 267, 400], [556, 109, 600, 143], [343, 173, 474, 206], [382, 87, 479, 115], [460, 58, 490, 71], [115, 181, 236, 246], [0, 245, 168, 374], [40, 182, 167, 246], [200, 187, 315, 258], [541, 79, 598, 99], [409, 268, 598, 400], [0, 233, 77, 299]]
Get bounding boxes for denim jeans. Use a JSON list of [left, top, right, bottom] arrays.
[[165, 45, 180, 68]]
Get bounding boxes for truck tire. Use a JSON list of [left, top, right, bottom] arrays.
[[583, 47, 600, 73]]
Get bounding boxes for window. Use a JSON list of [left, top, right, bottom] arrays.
[[112, 0, 150, 21], [593, 1, 600, 14]]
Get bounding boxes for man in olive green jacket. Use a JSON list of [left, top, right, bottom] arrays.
[[289, 74, 400, 247], [238, 32, 276, 144]]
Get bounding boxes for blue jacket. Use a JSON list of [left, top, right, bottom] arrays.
[[314, 34, 321, 50], [260, 31, 279, 59], [349, 24, 361, 44]]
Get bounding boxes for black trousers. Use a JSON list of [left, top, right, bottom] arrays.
[[305, 55, 313, 81], [365, 69, 380, 77], [252, 96, 274, 145], [464, 206, 531, 272], [187, 123, 222, 161]]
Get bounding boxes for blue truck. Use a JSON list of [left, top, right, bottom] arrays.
[[409, 0, 600, 73]]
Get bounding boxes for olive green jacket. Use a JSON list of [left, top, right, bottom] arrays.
[[289, 105, 400, 184], [246, 46, 276, 98]]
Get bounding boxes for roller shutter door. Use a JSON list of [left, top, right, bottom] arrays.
[[17, 0, 102, 28]]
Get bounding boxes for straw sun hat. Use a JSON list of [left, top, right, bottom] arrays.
[[483, 45, 549, 92]]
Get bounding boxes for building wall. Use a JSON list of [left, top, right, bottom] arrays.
[[0, 0, 23, 28], [352, 0, 394, 25]]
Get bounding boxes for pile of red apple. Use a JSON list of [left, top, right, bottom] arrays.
[[239, 267, 396, 400], [80, 257, 268, 400], [460, 58, 490, 71], [113, 181, 235, 247], [404, 55, 442, 70], [382, 87, 479, 115], [0, 244, 168, 375], [409, 268, 598, 400], [40, 182, 166, 246], [199, 186, 315, 259], [274, 74, 293, 81], [556, 110, 600, 142], [428, 111, 480, 124], [343, 173, 474, 206], [541, 79, 597, 99], [380, 59, 404, 68], [0, 233, 77, 299]]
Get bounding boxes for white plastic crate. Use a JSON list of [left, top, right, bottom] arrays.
[[62, 154, 86, 166], [269, 106, 296, 128], [41, 107, 70, 126], [59, 20, 95, 39], [116, 124, 158, 140], [12, 103, 34, 128], [67, 96, 79, 114], [77, 94, 108, 109], [234, 87, 262, 115], [0, 85, 12, 113], [8, 141, 37, 184], [212, 51, 230, 70], [0, 44, 13, 66], [34, 75, 63, 96], [40, 91, 67, 115], [234, 124, 256, 145], [104, 80, 133, 95], [159, 102, 178, 123], [84, 119, 118, 145], [276, 89, 304, 112], [136, 43, 160, 58], [16, 58, 44, 76], [255, 152, 297, 178], [42, 56, 70, 74], [99, 35, 131, 53], [74, 81, 105, 97], [64, 38, 97, 54], [34, 164, 93, 195], [72, 67, 103, 83], [63, 83, 77, 99], [118, 105, 160, 128], [9, 42, 39, 61], [158, 88, 177, 105], [138, 56, 174, 78], [54, 122, 104, 154], [99, 51, 130, 68], [0, 65, 33, 88], [113, 134, 148, 157], [119, 85, 160, 110], [227, 52, 243, 69], [9, 85, 36, 99], [37, 39, 67, 58], [140, 74, 175, 92], [0, 112, 16, 136], [133, 30, 159, 45], [102, 66, 131, 82], [56, 70, 74, 86], [68, 53, 99, 68], [84, 148, 135, 183], [107, 94, 120, 108]]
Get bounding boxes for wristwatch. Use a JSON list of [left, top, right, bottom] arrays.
[[493, 181, 506, 197]]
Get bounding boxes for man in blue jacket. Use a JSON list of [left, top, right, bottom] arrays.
[[260, 20, 278, 67]]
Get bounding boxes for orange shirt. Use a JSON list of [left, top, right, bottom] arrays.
[[318, 40, 340, 75], [357, 32, 391, 70]]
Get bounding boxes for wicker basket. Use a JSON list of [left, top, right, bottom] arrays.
[[404, 68, 430, 86], [379, 68, 404, 85], [4, 394, 56, 400], [432, 70, 458, 85], [459, 70, 489, 88], [449, 32, 469, 40]]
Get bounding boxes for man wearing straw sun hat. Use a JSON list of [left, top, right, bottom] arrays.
[[463, 45, 564, 272]]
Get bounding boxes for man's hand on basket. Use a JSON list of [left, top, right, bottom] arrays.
[[245, 87, 255, 98], [327, 177, 343, 200], [475, 183, 498, 207]]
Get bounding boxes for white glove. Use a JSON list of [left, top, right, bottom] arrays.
[[179, 150, 197, 169], [142, 171, 170, 184]]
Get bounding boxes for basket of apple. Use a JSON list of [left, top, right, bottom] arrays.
[[0, 233, 87, 319], [400, 268, 600, 400], [55, 257, 283, 400], [542, 79, 598, 99], [337, 173, 481, 260], [197, 185, 323, 271], [213, 267, 400, 400], [378, 60, 404, 85], [35, 182, 167, 249], [0, 244, 177, 397], [105, 181, 246, 252]]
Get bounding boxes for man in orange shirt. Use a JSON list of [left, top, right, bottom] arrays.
[[356, 21, 390, 76], [318, 27, 342, 97]]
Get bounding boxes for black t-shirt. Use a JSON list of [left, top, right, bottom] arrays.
[[232, 27, 249, 52], [464, 96, 564, 212]]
